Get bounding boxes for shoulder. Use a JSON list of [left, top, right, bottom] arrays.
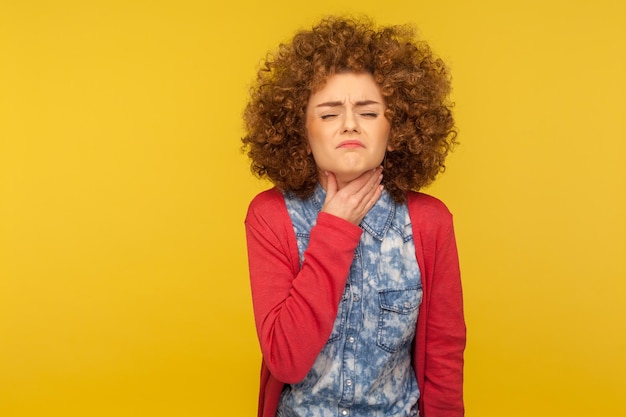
[[406, 191, 453, 222], [245, 187, 289, 226], [248, 187, 285, 211]]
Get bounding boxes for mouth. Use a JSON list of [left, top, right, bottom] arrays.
[[337, 140, 365, 149]]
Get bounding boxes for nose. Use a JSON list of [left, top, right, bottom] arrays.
[[342, 112, 360, 133]]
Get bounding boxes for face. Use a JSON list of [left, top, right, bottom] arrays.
[[305, 72, 391, 188]]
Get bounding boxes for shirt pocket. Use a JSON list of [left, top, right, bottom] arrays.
[[327, 284, 350, 343], [377, 287, 422, 353]]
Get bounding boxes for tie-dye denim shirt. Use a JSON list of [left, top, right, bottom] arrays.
[[279, 183, 422, 417]]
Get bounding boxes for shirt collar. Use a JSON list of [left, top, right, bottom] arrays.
[[311, 182, 395, 241]]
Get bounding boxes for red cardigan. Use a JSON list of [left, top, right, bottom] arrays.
[[245, 188, 466, 417]]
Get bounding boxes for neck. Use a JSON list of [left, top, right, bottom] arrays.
[[318, 171, 355, 191]]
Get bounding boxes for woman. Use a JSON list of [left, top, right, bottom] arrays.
[[242, 16, 466, 417]]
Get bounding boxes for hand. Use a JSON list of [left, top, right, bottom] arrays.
[[321, 167, 384, 225]]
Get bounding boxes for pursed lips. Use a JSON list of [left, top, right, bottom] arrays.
[[337, 140, 365, 148]]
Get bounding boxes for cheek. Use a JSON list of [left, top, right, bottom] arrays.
[[305, 117, 322, 137], [305, 121, 328, 152]]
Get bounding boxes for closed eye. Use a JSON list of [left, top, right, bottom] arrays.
[[321, 114, 338, 120], [360, 112, 378, 118]]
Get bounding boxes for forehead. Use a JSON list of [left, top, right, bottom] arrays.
[[309, 72, 383, 102]]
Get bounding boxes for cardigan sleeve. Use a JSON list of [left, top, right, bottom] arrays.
[[244, 190, 362, 383], [410, 193, 466, 417], [423, 219, 465, 416]]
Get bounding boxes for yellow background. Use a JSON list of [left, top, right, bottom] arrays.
[[1, 0, 625, 415]]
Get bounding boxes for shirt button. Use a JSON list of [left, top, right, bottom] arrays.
[[348, 336, 355, 343], [404, 301, 411, 308], [352, 295, 360, 302], [346, 379, 352, 386], [342, 410, 348, 416]]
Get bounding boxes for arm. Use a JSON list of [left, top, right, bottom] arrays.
[[245, 193, 362, 383], [246, 171, 383, 384], [422, 217, 466, 417], [409, 193, 465, 417]]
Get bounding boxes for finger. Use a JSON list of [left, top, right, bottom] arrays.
[[354, 167, 384, 201], [365, 184, 384, 209], [342, 173, 381, 220], [353, 180, 383, 224], [341, 167, 381, 198], [367, 166, 384, 190]]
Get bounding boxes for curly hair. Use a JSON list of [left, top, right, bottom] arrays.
[[242, 16, 457, 203]]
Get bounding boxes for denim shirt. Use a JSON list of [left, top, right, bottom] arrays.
[[279, 184, 422, 417]]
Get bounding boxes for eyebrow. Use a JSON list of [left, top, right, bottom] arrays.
[[315, 99, 382, 108]]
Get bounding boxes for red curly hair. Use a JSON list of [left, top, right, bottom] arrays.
[[242, 16, 457, 203]]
